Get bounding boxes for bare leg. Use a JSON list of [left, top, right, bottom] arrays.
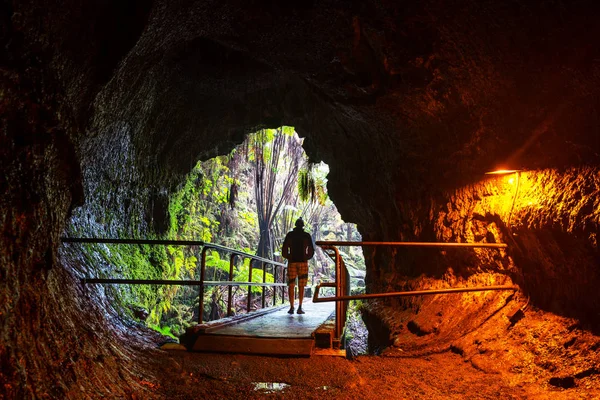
[[298, 285, 305, 307], [288, 284, 295, 309]]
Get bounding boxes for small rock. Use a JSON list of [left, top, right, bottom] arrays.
[[508, 309, 525, 327], [407, 320, 431, 336], [575, 368, 599, 379], [131, 306, 149, 321], [450, 344, 464, 356], [160, 343, 187, 351]]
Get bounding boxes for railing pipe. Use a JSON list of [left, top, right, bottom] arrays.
[[247, 259, 254, 312], [320, 245, 344, 339], [315, 240, 511, 348], [228, 254, 237, 317], [62, 237, 205, 246], [82, 278, 286, 287], [261, 261, 267, 308], [273, 265, 278, 306], [204, 281, 286, 287], [280, 266, 287, 304], [61, 238, 286, 268], [312, 285, 519, 302], [63, 237, 288, 323], [199, 246, 209, 323], [315, 241, 507, 248]]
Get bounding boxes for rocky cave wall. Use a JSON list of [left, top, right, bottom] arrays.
[[361, 166, 600, 385], [2, 0, 600, 397]]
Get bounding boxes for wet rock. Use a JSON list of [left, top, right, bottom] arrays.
[[548, 376, 576, 389], [346, 314, 368, 358]]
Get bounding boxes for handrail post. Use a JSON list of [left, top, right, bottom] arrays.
[[320, 245, 345, 344], [228, 254, 236, 317], [342, 255, 349, 340], [334, 246, 343, 342], [273, 265, 278, 306], [261, 261, 266, 309], [247, 259, 253, 312], [199, 246, 209, 324]]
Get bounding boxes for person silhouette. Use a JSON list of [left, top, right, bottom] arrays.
[[281, 218, 315, 314]]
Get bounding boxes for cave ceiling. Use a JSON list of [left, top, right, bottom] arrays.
[[11, 0, 600, 235]]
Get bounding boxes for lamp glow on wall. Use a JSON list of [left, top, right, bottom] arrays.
[[485, 168, 522, 227]]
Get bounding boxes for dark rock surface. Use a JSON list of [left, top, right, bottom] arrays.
[[2, 0, 600, 397], [549, 376, 576, 389]]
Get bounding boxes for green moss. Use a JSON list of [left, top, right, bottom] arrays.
[[148, 323, 178, 340]]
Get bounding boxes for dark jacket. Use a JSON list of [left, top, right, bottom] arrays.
[[282, 227, 315, 262]]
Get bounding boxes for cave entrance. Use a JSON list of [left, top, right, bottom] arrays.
[[164, 126, 367, 347]]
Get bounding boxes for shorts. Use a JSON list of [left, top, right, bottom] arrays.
[[287, 262, 308, 287]]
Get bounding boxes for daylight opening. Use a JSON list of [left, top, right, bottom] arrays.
[[74, 126, 366, 344], [165, 127, 366, 334]]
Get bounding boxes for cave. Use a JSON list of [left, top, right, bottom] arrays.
[[2, 0, 600, 398]]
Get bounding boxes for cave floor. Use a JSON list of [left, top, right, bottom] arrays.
[[136, 347, 598, 399]]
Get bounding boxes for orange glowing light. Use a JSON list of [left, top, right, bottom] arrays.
[[485, 169, 520, 175]]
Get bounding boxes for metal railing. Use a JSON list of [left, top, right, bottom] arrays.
[[61, 237, 287, 323], [312, 241, 518, 346]]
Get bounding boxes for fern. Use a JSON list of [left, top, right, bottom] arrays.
[[234, 262, 275, 293], [205, 250, 231, 273]]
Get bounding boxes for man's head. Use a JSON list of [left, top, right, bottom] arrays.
[[295, 218, 304, 229]]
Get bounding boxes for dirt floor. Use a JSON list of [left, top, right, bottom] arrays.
[[123, 301, 600, 400], [135, 348, 599, 399]]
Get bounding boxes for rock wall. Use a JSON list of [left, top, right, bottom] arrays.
[[362, 167, 600, 384], [1, 1, 163, 398], [2, 0, 600, 396]]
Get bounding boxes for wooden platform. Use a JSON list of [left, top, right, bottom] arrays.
[[186, 301, 336, 356]]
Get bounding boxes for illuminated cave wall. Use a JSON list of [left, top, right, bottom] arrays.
[[362, 167, 600, 379], [367, 167, 600, 322], [484, 168, 600, 320]]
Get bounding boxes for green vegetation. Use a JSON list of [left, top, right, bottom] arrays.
[[82, 127, 365, 339]]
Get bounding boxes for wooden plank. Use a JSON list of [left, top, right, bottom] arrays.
[[194, 305, 289, 334], [192, 335, 314, 356], [313, 311, 335, 348], [312, 348, 346, 357], [188, 301, 336, 356], [208, 301, 334, 338]]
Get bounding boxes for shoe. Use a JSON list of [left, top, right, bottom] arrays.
[[296, 307, 305, 314], [287, 307, 294, 314]]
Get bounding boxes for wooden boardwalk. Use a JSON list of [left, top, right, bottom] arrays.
[[186, 300, 336, 356]]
